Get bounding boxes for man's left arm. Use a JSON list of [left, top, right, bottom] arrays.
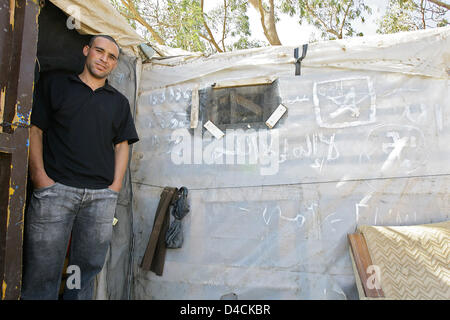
[[108, 141, 129, 192]]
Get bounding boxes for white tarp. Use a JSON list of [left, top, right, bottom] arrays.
[[50, 0, 145, 53], [49, 0, 192, 58], [126, 27, 450, 299], [140, 26, 449, 90]]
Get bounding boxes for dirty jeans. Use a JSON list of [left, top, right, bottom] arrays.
[[21, 182, 118, 300]]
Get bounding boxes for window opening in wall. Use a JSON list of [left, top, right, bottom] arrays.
[[199, 80, 281, 130]]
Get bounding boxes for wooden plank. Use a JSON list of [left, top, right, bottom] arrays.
[[230, 90, 238, 124], [140, 187, 177, 271], [150, 202, 171, 276], [0, 87, 5, 133], [0, 152, 12, 298], [212, 76, 277, 89], [0, 0, 39, 300], [235, 94, 262, 116], [190, 86, 199, 129], [348, 233, 385, 298]]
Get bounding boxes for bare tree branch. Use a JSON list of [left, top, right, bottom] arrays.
[[420, 0, 427, 29], [339, 1, 353, 38], [304, 0, 341, 38], [249, 0, 281, 45], [222, 0, 228, 52], [428, 0, 450, 10], [201, 0, 223, 52], [120, 0, 166, 45]]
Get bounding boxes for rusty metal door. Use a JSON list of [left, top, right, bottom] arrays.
[[0, 0, 39, 300]]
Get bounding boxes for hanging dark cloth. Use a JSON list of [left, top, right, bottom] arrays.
[[166, 187, 190, 248]]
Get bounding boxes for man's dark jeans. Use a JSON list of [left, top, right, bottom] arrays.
[[21, 182, 118, 300]]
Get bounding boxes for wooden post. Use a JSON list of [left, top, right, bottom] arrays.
[[348, 233, 385, 298], [0, 0, 40, 300]]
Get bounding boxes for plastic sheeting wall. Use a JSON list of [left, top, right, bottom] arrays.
[[93, 53, 140, 300], [129, 28, 450, 299]]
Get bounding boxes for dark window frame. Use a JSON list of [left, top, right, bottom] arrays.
[[199, 80, 281, 131]]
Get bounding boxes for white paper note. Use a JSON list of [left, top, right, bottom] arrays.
[[266, 104, 287, 128], [204, 120, 225, 139]]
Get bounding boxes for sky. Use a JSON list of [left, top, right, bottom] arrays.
[[204, 0, 389, 46]]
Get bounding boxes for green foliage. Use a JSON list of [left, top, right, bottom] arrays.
[[232, 37, 265, 50], [111, 0, 448, 54], [377, 0, 449, 34], [279, 0, 372, 39], [207, 0, 258, 51], [165, 0, 206, 52], [377, 0, 418, 33], [110, 0, 261, 54], [110, 0, 138, 29]]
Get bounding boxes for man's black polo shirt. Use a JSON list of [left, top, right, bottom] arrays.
[[31, 72, 139, 189]]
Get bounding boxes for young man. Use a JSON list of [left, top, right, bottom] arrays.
[[21, 35, 139, 299]]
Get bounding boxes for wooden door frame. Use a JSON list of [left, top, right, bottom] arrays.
[[0, 0, 40, 300]]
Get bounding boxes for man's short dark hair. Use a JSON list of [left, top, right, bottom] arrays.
[[89, 35, 121, 55]]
